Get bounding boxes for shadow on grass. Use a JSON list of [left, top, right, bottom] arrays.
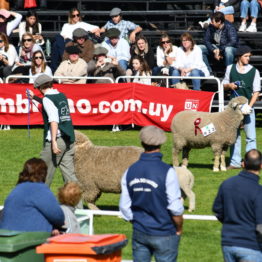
[[96, 205, 119, 211]]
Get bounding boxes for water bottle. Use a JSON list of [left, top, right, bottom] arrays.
[[45, 39, 51, 57]]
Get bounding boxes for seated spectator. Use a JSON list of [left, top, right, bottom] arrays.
[[0, 32, 18, 79], [0, 158, 64, 233], [199, 12, 239, 74], [88, 46, 126, 83], [126, 56, 151, 85], [152, 33, 178, 86], [29, 50, 52, 83], [130, 35, 155, 70], [100, 7, 142, 43], [172, 33, 209, 90], [12, 33, 43, 77], [199, 0, 240, 28], [0, 9, 22, 36], [51, 7, 99, 73], [63, 28, 94, 63], [54, 45, 87, 84], [19, 10, 44, 46], [102, 28, 130, 70], [239, 0, 261, 32], [58, 182, 82, 233]]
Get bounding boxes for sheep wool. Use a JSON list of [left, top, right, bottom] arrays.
[[171, 96, 248, 172], [74, 131, 144, 209]]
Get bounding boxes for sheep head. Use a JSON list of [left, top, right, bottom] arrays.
[[227, 96, 248, 116], [74, 130, 93, 148]]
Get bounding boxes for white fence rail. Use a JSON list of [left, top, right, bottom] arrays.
[[116, 75, 224, 111]]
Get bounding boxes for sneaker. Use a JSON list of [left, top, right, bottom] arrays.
[[238, 23, 247, 32], [246, 23, 257, 32], [199, 20, 209, 29]]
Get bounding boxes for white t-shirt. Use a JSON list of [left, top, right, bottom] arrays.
[[60, 21, 99, 40]]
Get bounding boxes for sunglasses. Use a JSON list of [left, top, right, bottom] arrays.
[[34, 56, 43, 60], [71, 13, 80, 18], [0, 40, 3, 43], [23, 38, 32, 42], [161, 40, 171, 44]]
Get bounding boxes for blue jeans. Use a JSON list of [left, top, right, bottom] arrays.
[[152, 66, 177, 85], [199, 44, 236, 73], [223, 246, 262, 262], [216, 4, 234, 15], [132, 230, 181, 262], [172, 68, 205, 90], [118, 59, 128, 70], [230, 110, 256, 167], [241, 0, 261, 18]]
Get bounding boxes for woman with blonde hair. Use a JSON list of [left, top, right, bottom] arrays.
[[29, 50, 52, 83], [12, 32, 43, 78], [51, 7, 99, 72]]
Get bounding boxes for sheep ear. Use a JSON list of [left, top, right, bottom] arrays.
[[231, 102, 238, 109]]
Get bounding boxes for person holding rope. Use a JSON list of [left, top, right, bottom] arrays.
[[222, 45, 261, 170], [28, 74, 82, 208]]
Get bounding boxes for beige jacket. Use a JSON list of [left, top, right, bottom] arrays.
[[54, 58, 87, 84]]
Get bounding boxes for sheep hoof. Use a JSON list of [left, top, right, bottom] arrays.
[[188, 209, 194, 212], [220, 166, 227, 172], [213, 167, 220, 172]]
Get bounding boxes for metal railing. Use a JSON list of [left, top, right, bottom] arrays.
[[5, 75, 114, 84], [116, 75, 224, 111], [74, 209, 217, 235]]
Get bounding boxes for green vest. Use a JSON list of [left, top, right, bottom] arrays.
[[229, 64, 256, 101], [42, 92, 75, 145]]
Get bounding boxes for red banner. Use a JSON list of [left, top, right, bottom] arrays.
[[0, 83, 215, 131]]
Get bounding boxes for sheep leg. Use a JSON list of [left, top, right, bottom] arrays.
[[181, 187, 195, 212], [220, 146, 228, 172], [173, 147, 181, 167], [87, 203, 100, 210], [182, 147, 190, 167], [211, 144, 222, 172]]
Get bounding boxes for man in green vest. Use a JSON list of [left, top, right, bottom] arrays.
[[33, 74, 79, 187], [222, 46, 261, 170]]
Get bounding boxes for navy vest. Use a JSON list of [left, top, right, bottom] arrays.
[[126, 152, 177, 236]]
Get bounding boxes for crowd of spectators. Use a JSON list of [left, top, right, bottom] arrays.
[[0, 1, 260, 89]]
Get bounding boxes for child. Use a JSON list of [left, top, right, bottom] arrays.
[[58, 182, 82, 233], [127, 55, 151, 85]]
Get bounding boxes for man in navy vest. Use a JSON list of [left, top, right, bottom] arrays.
[[222, 45, 261, 169], [119, 125, 184, 262], [213, 149, 262, 262]]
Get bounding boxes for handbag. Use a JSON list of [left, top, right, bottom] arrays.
[[24, 0, 37, 9]]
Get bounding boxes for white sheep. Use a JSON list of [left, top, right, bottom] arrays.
[[74, 131, 196, 211], [175, 166, 195, 212], [74, 131, 143, 209], [171, 96, 248, 172]]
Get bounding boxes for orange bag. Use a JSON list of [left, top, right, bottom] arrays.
[[24, 0, 37, 9]]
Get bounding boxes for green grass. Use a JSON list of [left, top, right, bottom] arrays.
[[0, 126, 261, 261]]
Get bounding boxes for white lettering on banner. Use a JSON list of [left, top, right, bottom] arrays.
[[0, 97, 15, 113], [0, 94, 174, 123], [76, 99, 91, 114], [123, 99, 142, 112], [68, 98, 75, 113], [111, 100, 123, 113], [99, 101, 110, 113], [185, 99, 199, 111]]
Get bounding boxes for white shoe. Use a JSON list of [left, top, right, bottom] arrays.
[[239, 23, 247, 32], [199, 20, 209, 29], [246, 23, 257, 32]]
